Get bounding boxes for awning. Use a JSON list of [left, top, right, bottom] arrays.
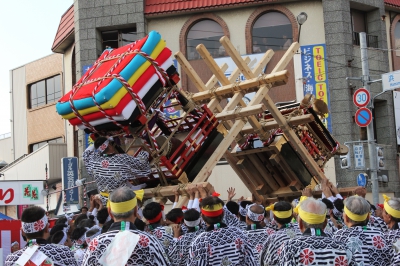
[[0, 212, 14, 220]]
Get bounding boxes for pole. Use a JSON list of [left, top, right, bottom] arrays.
[[360, 32, 379, 205], [45, 164, 49, 212]]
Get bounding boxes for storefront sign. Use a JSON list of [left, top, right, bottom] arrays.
[[0, 181, 43, 205], [301, 44, 332, 132]]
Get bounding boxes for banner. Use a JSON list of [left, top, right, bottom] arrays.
[[0, 182, 43, 206], [61, 157, 79, 204], [301, 44, 332, 132]]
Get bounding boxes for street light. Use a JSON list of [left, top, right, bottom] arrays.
[[297, 12, 308, 43]]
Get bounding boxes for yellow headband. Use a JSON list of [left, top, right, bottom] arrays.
[[265, 204, 293, 219], [383, 194, 400, 218], [109, 197, 137, 214], [344, 206, 369, 222], [135, 189, 144, 201], [298, 207, 326, 224], [201, 203, 223, 212]]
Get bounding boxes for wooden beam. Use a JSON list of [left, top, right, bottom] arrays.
[[143, 182, 214, 198], [191, 70, 288, 102], [247, 153, 280, 191], [237, 158, 270, 194], [216, 104, 266, 121], [174, 51, 207, 92], [197, 44, 231, 86], [205, 63, 229, 90], [240, 114, 315, 135]]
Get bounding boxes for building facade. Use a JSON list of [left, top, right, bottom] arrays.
[[48, 0, 400, 201]]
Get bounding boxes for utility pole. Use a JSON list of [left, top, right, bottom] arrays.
[[360, 32, 379, 205]]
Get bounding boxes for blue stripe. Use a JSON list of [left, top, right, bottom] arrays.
[[56, 31, 162, 115]]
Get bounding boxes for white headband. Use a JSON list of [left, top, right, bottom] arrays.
[[85, 225, 102, 245], [247, 204, 265, 222], [57, 231, 68, 246], [239, 205, 248, 217], [184, 218, 201, 227], [22, 214, 48, 234], [97, 139, 110, 153]]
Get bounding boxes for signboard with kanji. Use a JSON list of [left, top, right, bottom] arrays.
[[0, 181, 43, 205], [353, 145, 365, 169], [301, 44, 332, 132], [61, 157, 79, 204]]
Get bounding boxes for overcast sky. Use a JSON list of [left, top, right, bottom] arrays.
[[0, 1, 73, 135]]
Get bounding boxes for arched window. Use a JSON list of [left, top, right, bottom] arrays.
[[186, 20, 224, 60], [252, 12, 293, 53]]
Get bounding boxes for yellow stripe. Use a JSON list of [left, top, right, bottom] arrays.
[[109, 197, 137, 214], [344, 206, 369, 222], [62, 40, 166, 120], [202, 203, 223, 212], [383, 194, 400, 218]]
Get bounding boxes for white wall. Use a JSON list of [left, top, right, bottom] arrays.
[[10, 67, 27, 160], [63, 45, 75, 158], [0, 137, 13, 164]]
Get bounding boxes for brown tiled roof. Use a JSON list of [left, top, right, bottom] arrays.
[[52, 5, 74, 53], [145, 0, 274, 16]]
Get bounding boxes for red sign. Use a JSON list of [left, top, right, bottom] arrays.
[[353, 88, 370, 108], [355, 107, 373, 127]]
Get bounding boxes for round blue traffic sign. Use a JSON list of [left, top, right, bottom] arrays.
[[357, 173, 367, 187], [355, 107, 372, 127]]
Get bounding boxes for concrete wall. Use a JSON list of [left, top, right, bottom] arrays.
[[25, 54, 64, 147], [10, 66, 27, 160]]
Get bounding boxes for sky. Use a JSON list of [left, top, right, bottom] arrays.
[[0, 1, 73, 135]]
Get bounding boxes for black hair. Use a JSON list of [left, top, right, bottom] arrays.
[[226, 201, 239, 216], [184, 209, 201, 232], [71, 227, 87, 242], [200, 196, 225, 225], [321, 198, 334, 210], [81, 207, 89, 211], [86, 227, 100, 238], [94, 137, 107, 150], [55, 217, 68, 225], [74, 214, 88, 228], [50, 231, 66, 245], [21, 206, 47, 239], [101, 219, 114, 234], [239, 200, 252, 221], [166, 208, 184, 224], [134, 217, 146, 231], [97, 208, 109, 225], [50, 224, 67, 236], [143, 202, 162, 223], [273, 201, 293, 225], [78, 217, 95, 228]]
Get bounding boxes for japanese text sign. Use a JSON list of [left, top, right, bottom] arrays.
[[0, 181, 43, 205], [61, 157, 79, 204]]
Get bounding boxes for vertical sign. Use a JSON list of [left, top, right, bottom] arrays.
[[61, 157, 79, 204], [301, 44, 332, 132], [393, 91, 400, 145], [353, 145, 365, 169]]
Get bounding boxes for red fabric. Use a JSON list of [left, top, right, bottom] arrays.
[[181, 206, 188, 211], [201, 208, 223, 217], [147, 212, 163, 224], [172, 216, 184, 224], [59, 36, 149, 103], [0, 220, 21, 248], [377, 204, 384, 209], [68, 48, 172, 126], [212, 192, 220, 197]]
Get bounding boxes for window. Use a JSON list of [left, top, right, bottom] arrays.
[[101, 27, 138, 50], [29, 75, 61, 109], [351, 9, 378, 48], [186, 20, 224, 60], [252, 12, 292, 53], [30, 137, 63, 153]]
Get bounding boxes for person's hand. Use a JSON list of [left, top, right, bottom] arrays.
[[186, 185, 195, 200], [330, 182, 340, 196], [192, 185, 199, 199], [227, 187, 236, 202], [172, 224, 181, 238], [237, 196, 245, 203], [197, 185, 208, 199], [302, 187, 313, 197]]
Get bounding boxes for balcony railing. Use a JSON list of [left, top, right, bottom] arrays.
[[353, 32, 378, 48]]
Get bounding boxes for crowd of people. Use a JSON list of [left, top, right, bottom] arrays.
[[5, 137, 400, 265], [4, 178, 400, 266]]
